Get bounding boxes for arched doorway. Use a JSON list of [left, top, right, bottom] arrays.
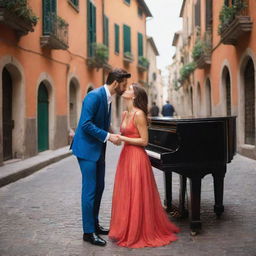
[[37, 82, 49, 152], [2, 68, 13, 160], [222, 67, 231, 116], [69, 80, 78, 131], [244, 58, 255, 145], [205, 78, 212, 116], [87, 86, 93, 94]]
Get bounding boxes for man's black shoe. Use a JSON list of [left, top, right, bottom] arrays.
[[95, 224, 109, 235], [83, 232, 106, 246]]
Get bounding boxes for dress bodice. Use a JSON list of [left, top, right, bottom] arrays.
[[120, 111, 140, 138]]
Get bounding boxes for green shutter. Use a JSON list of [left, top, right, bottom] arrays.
[[124, 0, 130, 4], [138, 33, 143, 56], [114, 24, 120, 53], [123, 25, 131, 53], [87, 0, 96, 57], [104, 15, 109, 47], [71, 0, 79, 6], [43, 0, 56, 34], [138, 6, 143, 17]]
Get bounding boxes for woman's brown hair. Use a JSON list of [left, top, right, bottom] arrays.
[[132, 83, 148, 117]]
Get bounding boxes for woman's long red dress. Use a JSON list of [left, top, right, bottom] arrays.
[[109, 112, 180, 248]]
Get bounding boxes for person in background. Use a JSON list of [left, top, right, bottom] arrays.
[[161, 100, 176, 117], [149, 101, 159, 117]]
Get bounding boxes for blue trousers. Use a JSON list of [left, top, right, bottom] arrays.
[[77, 148, 105, 233]]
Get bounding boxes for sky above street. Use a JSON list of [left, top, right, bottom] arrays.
[[145, 0, 182, 77]]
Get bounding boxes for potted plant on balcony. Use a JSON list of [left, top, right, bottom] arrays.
[[218, 0, 252, 45], [192, 37, 211, 69], [87, 43, 110, 70], [178, 62, 196, 84], [0, 0, 38, 36], [123, 52, 134, 63], [138, 56, 150, 72], [192, 40, 204, 61]]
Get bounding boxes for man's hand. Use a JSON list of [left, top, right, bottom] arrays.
[[108, 133, 121, 145]]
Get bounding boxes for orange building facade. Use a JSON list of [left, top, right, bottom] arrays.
[[0, 0, 151, 164], [170, 0, 256, 159]]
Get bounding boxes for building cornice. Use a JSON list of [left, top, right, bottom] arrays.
[[179, 0, 186, 17], [147, 37, 159, 56], [137, 0, 152, 17]]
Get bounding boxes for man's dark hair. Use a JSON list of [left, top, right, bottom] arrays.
[[106, 68, 131, 85]]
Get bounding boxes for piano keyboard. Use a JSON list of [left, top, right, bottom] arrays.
[[145, 150, 161, 160]]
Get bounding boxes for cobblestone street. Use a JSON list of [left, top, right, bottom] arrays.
[[0, 143, 256, 256]]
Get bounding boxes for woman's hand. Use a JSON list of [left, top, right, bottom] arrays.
[[115, 134, 123, 143]]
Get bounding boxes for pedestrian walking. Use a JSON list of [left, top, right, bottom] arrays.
[[149, 101, 159, 116], [161, 100, 176, 117]]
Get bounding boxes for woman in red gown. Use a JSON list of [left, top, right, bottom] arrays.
[[109, 83, 179, 248]]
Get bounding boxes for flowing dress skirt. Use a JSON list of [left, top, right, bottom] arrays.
[[109, 143, 180, 248]]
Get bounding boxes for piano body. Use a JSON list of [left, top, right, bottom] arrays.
[[145, 116, 236, 235]]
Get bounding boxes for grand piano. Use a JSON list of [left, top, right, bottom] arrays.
[[145, 116, 236, 235]]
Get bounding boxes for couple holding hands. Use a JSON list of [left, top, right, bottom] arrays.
[[71, 68, 179, 248]]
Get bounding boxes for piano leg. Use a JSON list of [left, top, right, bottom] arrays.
[[179, 175, 188, 218], [164, 172, 172, 212], [213, 167, 226, 218], [189, 177, 202, 235]]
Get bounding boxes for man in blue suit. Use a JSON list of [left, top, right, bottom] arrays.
[[71, 68, 131, 246]]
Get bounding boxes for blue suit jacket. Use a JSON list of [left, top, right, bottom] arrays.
[[71, 86, 111, 162]]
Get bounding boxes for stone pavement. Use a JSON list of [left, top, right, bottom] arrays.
[[0, 143, 256, 256], [0, 146, 71, 188]]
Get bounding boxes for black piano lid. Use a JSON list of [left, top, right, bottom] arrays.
[[149, 116, 237, 124]]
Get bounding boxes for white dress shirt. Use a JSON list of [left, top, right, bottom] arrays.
[[104, 84, 112, 142]]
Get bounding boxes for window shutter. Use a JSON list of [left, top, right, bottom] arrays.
[[205, 0, 212, 29], [138, 33, 143, 56], [87, 0, 96, 57], [92, 4, 96, 44], [43, 0, 56, 34], [51, 0, 56, 12], [103, 15, 109, 47], [123, 25, 131, 53], [71, 0, 79, 6], [194, 0, 201, 27], [114, 24, 120, 53]]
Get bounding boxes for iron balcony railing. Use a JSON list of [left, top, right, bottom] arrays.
[[43, 12, 68, 46]]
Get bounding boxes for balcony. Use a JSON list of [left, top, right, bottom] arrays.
[[192, 29, 212, 69], [218, 0, 253, 45], [178, 62, 196, 85], [137, 56, 149, 72], [40, 13, 69, 50], [87, 43, 111, 71], [123, 52, 134, 64], [0, 1, 38, 37]]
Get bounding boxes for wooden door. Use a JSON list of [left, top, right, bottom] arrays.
[[2, 68, 13, 160], [37, 83, 49, 152]]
